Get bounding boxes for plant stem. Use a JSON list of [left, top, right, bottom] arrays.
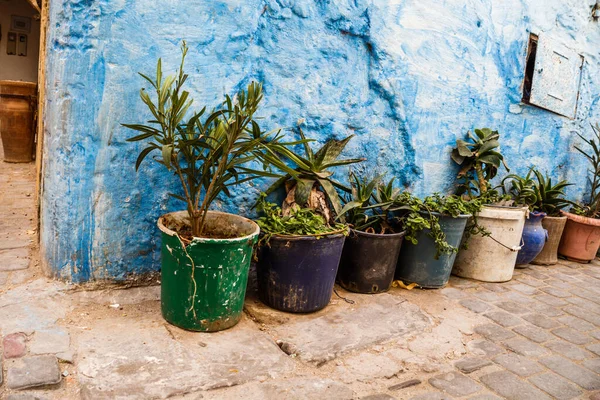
[[475, 162, 487, 194]]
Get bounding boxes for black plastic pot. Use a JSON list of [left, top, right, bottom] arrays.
[[256, 232, 346, 313], [395, 212, 470, 288], [338, 229, 406, 293]]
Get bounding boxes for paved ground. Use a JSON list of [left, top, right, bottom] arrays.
[[1, 144, 600, 399]]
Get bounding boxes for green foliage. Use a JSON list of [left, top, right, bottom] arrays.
[[531, 169, 572, 216], [255, 194, 347, 244], [572, 123, 600, 219], [338, 173, 393, 232], [500, 169, 538, 209], [392, 193, 484, 258], [123, 42, 299, 237], [451, 128, 509, 197], [263, 127, 364, 219], [501, 168, 573, 215]]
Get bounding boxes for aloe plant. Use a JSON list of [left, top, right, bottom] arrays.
[[123, 42, 298, 238], [451, 128, 509, 198], [531, 169, 572, 216], [572, 123, 600, 218], [264, 128, 364, 222], [338, 173, 393, 232]]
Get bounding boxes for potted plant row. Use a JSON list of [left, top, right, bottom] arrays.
[[559, 123, 600, 263]]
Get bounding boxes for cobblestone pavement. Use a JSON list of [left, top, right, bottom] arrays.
[[1, 144, 600, 399]]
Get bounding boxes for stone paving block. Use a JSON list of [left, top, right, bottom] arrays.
[[531, 303, 564, 317], [360, 395, 396, 400], [583, 358, 600, 374], [587, 343, 600, 356], [552, 327, 593, 345], [267, 294, 432, 364], [335, 352, 403, 383], [5, 394, 49, 400], [441, 287, 467, 299], [509, 283, 540, 295], [6, 355, 61, 389], [591, 330, 600, 340], [459, 299, 492, 314], [3, 332, 27, 358], [504, 291, 536, 304], [545, 340, 594, 361], [513, 324, 553, 343], [200, 377, 355, 400], [540, 286, 571, 298], [428, 372, 482, 397], [77, 318, 295, 399], [389, 379, 421, 391], [566, 296, 600, 315], [539, 355, 600, 390], [529, 372, 583, 400], [472, 291, 501, 302], [474, 324, 515, 342], [515, 275, 546, 287], [0, 248, 30, 271], [495, 301, 527, 314], [523, 270, 549, 280], [29, 328, 70, 355], [503, 337, 550, 358], [467, 340, 504, 357], [0, 271, 8, 286], [570, 289, 600, 306], [536, 294, 569, 307], [454, 358, 492, 374], [522, 313, 561, 329], [410, 393, 452, 400], [557, 315, 596, 332], [467, 395, 502, 400], [480, 283, 509, 293], [480, 370, 552, 400], [484, 311, 522, 327], [564, 305, 600, 325], [492, 353, 543, 376]]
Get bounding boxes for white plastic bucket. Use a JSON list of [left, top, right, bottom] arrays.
[[452, 205, 528, 282]]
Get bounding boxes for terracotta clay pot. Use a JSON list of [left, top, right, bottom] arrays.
[[558, 211, 600, 263], [532, 216, 567, 265]]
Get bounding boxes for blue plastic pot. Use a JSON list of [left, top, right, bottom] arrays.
[[256, 232, 346, 313], [395, 212, 470, 288], [516, 211, 547, 266]]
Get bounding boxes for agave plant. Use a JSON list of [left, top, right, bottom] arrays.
[[264, 128, 364, 222], [451, 128, 509, 197], [338, 173, 391, 232], [572, 123, 600, 219], [500, 169, 538, 209], [123, 42, 299, 237], [531, 169, 572, 216]]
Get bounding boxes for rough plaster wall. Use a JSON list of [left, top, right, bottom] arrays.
[[41, 0, 600, 282]]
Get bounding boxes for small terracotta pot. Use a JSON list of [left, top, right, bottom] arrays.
[[532, 216, 567, 265], [558, 211, 600, 263]]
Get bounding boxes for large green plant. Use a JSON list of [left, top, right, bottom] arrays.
[[573, 123, 600, 218], [451, 128, 509, 198], [123, 42, 298, 237], [264, 128, 364, 222]]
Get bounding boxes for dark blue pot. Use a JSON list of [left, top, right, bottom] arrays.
[[516, 211, 547, 265], [257, 232, 346, 313]]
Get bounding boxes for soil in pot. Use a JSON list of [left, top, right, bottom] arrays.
[[158, 211, 259, 332], [256, 232, 346, 313], [516, 211, 547, 267], [532, 216, 567, 265], [558, 211, 600, 263], [396, 213, 469, 289], [452, 205, 528, 283], [338, 229, 405, 294]]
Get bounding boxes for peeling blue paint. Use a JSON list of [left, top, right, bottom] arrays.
[[41, 0, 600, 282]]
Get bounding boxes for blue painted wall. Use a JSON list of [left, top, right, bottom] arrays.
[[41, 0, 600, 281]]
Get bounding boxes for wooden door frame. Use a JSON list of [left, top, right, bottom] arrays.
[[34, 0, 49, 235]]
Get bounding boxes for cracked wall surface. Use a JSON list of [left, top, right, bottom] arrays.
[[41, 0, 600, 281]]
